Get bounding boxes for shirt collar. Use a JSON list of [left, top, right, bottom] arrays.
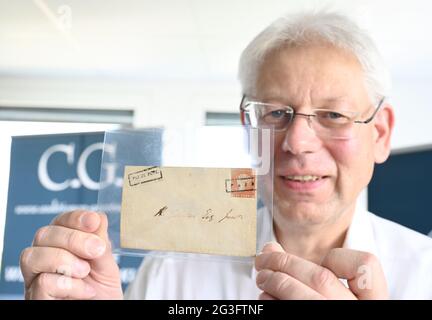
[[342, 208, 379, 257]]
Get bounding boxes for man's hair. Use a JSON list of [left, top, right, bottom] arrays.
[[238, 10, 391, 105]]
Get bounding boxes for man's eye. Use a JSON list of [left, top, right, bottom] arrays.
[[269, 110, 286, 118], [319, 111, 349, 120], [327, 112, 344, 119]]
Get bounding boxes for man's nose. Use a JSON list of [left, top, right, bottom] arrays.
[[281, 115, 322, 155]]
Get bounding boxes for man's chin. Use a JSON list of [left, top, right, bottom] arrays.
[[273, 202, 335, 227]]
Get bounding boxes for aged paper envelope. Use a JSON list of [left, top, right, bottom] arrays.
[[120, 166, 257, 257]]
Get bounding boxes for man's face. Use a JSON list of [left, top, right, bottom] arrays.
[[253, 44, 391, 227]]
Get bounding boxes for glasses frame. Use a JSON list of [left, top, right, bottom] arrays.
[[239, 95, 385, 131]]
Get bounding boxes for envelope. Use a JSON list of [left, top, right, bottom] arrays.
[[120, 166, 257, 257]]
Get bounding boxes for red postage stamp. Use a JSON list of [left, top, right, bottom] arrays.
[[225, 168, 256, 198]]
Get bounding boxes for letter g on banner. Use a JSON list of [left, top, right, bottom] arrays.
[[38, 143, 75, 191], [77, 142, 117, 190]]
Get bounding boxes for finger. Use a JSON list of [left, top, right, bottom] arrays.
[[258, 292, 277, 300], [260, 242, 285, 254], [28, 273, 96, 300], [20, 247, 90, 289], [51, 210, 101, 233], [32, 225, 106, 260], [255, 251, 356, 299], [257, 269, 325, 300], [321, 248, 388, 299], [86, 213, 121, 286]]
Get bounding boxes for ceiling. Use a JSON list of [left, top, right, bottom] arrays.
[[1, 0, 432, 83]]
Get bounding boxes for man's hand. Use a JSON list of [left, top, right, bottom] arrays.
[[20, 210, 123, 300], [255, 242, 388, 300]]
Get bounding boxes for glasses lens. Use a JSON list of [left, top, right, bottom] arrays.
[[311, 110, 359, 139], [247, 102, 293, 130]]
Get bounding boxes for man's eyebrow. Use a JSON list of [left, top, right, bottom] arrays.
[[253, 95, 348, 104], [252, 94, 285, 102], [319, 96, 348, 103]]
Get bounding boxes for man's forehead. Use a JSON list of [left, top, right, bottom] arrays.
[[252, 68, 364, 105], [257, 45, 362, 77], [250, 90, 350, 104]]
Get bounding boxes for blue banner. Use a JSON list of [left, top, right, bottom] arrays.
[[0, 132, 145, 298]]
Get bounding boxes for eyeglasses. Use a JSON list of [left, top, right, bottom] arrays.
[[240, 96, 385, 140]]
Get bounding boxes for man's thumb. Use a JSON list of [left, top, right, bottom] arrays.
[[89, 212, 120, 277]]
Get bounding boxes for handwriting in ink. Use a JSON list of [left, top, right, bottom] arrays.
[[153, 207, 242, 223], [154, 205, 194, 219], [154, 205, 168, 216], [201, 209, 214, 222], [218, 209, 243, 223]]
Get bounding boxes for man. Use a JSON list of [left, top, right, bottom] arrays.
[[20, 10, 432, 299]]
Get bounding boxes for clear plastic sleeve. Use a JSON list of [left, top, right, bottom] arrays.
[[97, 126, 274, 263]]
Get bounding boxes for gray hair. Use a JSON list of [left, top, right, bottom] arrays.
[[238, 10, 391, 105]]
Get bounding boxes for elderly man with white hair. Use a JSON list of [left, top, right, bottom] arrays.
[[21, 10, 432, 300]]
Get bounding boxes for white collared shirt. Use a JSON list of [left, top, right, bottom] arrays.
[[124, 208, 432, 299]]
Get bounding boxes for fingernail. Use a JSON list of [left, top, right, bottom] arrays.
[[85, 237, 106, 257], [80, 212, 96, 230], [258, 243, 271, 254], [258, 242, 272, 254], [260, 241, 284, 254], [85, 284, 97, 297], [256, 269, 273, 289], [73, 259, 90, 276], [255, 252, 270, 270]]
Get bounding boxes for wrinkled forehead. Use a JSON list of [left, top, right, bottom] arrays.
[[250, 43, 368, 105]]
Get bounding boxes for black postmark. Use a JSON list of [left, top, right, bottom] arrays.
[[128, 166, 163, 186], [225, 177, 256, 193]]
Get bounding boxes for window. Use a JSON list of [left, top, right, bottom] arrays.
[[205, 112, 241, 126]]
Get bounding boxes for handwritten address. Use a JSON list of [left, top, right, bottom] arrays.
[[153, 206, 244, 223]]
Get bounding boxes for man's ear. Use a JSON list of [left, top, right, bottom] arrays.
[[373, 103, 395, 164]]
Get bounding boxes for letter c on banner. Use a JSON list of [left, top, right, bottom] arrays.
[[38, 143, 75, 191]]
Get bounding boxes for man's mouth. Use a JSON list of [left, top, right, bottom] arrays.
[[282, 175, 322, 182], [278, 174, 329, 192], [281, 175, 327, 182]]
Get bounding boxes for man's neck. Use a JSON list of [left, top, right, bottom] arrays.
[[273, 205, 355, 264]]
